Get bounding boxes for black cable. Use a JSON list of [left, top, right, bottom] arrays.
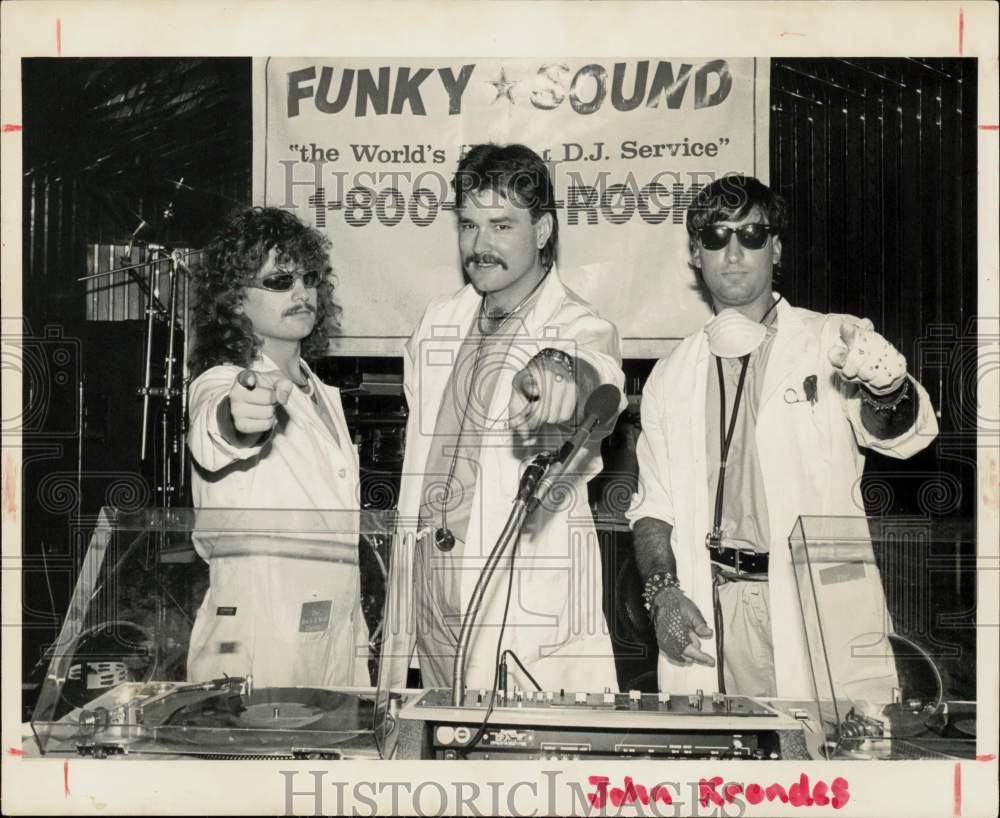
[[709, 357, 748, 693], [713, 579, 726, 694], [711, 354, 751, 535], [458, 536, 520, 758], [501, 649, 543, 692]]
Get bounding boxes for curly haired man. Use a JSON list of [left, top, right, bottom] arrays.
[[185, 207, 368, 688]]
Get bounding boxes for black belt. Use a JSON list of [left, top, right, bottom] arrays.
[[709, 546, 769, 575]]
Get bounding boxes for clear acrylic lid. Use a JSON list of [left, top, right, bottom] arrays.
[[788, 515, 976, 760], [30, 506, 401, 758]]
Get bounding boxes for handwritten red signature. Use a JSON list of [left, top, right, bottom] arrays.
[[585, 773, 850, 810], [700, 773, 850, 809], [586, 776, 673, 808]]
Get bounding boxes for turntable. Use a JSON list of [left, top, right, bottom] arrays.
[[28, 507, 402, 759], [43, 677, 392, 760]]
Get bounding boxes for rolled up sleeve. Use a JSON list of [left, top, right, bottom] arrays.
[[187, 365, 266, 472], [625, 361, 675, 527]]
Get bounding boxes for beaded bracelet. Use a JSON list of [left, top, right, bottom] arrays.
[[860, 379, 910, 413], [536, 347, 575, 376], [641, 571, 681, 612]]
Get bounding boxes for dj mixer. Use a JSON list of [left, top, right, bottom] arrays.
[[401, 687, 807, 760]]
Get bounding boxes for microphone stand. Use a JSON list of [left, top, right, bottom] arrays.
[[450, 451, 553, 707]]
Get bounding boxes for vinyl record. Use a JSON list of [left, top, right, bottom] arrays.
[[952, 718, 976, 737], [238, 701, 326, 729]]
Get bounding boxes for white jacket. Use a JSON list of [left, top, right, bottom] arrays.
[[186, 354, 369, 688], [627, 298, 939, 697], [381, 268, 627, 692]]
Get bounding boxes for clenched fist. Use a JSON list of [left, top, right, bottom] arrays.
[[228, 369, 295, 435], [828, 318, 907, 396]]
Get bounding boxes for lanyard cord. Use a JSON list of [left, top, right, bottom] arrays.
[[708, 294, 783, 544], [710, 354, 751, 543]]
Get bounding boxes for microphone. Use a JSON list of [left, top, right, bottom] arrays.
[[527, 383, 622, 513]]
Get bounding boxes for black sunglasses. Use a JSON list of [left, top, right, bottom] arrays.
[[247, 269, 322, 292], [697, 223, 778, 251]]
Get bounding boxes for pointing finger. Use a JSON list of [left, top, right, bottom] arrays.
[[237, 369, 257, 390], [512, 365, 540, 402]]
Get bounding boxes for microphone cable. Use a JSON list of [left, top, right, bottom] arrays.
[[458, 534, 521, 758], [501, 650, 542, 693]]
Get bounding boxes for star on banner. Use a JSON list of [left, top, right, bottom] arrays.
[[488, 68, 518, 104]]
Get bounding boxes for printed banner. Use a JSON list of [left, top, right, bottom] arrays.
[[255, 58, 769, 356]]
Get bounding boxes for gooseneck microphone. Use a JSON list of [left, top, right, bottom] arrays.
[[527, 383, 622, 513], [451, 382, 623, 706]]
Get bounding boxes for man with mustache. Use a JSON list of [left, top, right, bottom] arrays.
[[382, 143, 626, 696], [185, 206, 368, 687], [627, 175, 938, 702]]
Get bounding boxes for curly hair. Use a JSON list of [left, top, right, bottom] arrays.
[[188, 207, 341, 377]]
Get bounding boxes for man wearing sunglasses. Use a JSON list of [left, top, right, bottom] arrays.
[[184, 207, 369, 688], [627, 175, 938, 702]]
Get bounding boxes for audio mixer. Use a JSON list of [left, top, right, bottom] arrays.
[[399, 688, 807, 760]]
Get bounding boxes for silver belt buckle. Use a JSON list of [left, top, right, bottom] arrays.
[[734, 544, 761, 575]]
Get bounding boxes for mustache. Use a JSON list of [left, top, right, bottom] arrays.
[[283, 304, 316, 316], [466, 253, 507, 269]]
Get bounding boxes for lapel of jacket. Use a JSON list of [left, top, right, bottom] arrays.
[[759, 296, 809, 412], [417, 284, 482, 425]]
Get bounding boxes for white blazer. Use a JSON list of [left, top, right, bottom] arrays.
[[627, 297, 939, 697], [382, 268, 627, 692]]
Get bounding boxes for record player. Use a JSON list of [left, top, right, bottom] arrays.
[[41, 676, 398, 760], [29, 507, 403, 759]]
